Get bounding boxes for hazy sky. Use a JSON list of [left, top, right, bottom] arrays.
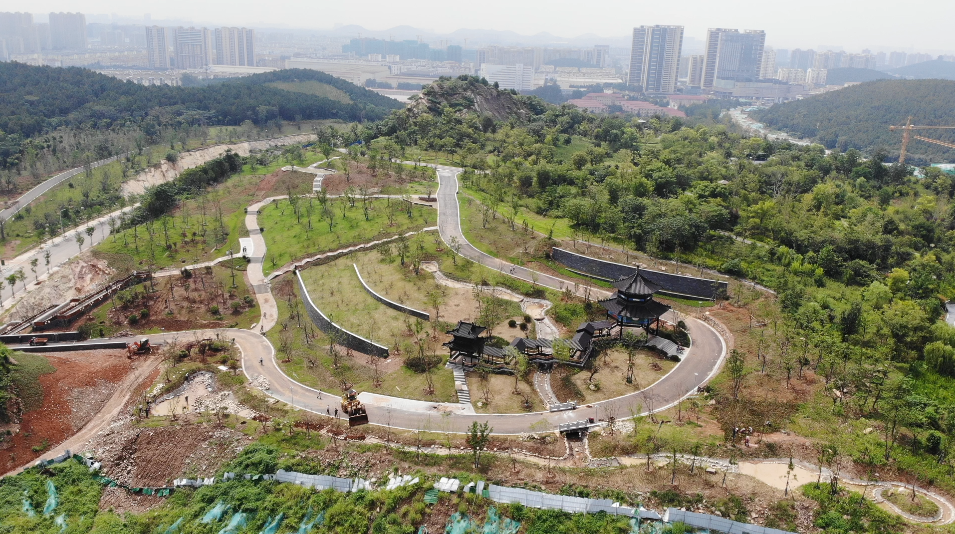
[[19, 0, 953, 53]]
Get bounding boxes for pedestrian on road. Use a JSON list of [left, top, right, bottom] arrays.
[[317, 391, 322, 399], [334, 408, 339, 418], [259, 358, 263, 365], [326, 407, 330, 416]]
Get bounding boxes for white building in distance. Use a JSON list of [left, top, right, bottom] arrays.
[[480, 63, 535, 91]]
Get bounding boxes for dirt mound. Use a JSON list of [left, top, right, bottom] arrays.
[[90, 422, 250, 487], [5, 253, 113, 322], [122, 134, 314, 197], [0, 349, 133, 474]]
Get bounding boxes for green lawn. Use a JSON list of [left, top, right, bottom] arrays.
[[267, 272, 457, 403], [259, 196, 436, 275], [9, 352, 55, 412]]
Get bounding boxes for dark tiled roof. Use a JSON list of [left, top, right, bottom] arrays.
[[482, 346, 506, 359], [613, 270, 660, 296], [446, 321, 486, 339], [599, 296, 671, 320]]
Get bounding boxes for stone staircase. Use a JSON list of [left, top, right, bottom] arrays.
[[449, 364, 471, 404]]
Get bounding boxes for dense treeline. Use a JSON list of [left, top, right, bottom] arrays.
[[752, 79, 955, 163], [128, 150, 244, 227], [0, 64, 401, 169]]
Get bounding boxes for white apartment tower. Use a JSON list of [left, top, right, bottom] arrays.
[[145, 25, 170, 69], [686, 55, 704, 87], [49, 12, 87, 50], [760, 47, 777, 79], [175, 27, 212, 69], [628, 25, 684, 93], [214, 27, 255, 67], [702, 28, 766, 88]]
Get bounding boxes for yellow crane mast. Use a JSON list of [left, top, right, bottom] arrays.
[[890, 117, 955, 165]]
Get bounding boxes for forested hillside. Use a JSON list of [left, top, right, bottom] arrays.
[[824, 67, 892, 86], [752, 79, 955, 163], [889, 59, 955, 80], [0, 64, 401, 168], [351, 78, 955, 528]]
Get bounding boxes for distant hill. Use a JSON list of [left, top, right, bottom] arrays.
[[407, 76, 540, 122], [0, 63, 401, 144], [889, 59, 955, 80], [824, 67, 893, 86], [752, 79, 955, 163]]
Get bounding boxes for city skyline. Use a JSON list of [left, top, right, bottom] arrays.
[[5, 0, 954, 54]]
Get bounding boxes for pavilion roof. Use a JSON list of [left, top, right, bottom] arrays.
[[612, 270, 661, 296]]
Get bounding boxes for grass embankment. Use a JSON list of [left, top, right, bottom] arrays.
[[8, 353, 55, 412], [267, 273, 457, 404], [258, 196, 436, 275], [2, 121, 333, 258], [882, 487, 940, 518], [95, 171, 313, 271]]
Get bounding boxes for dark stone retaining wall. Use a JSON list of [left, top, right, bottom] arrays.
[[353, 264, 430, 321], [296, 270, 390, 358], [551, 248, 728, 300]]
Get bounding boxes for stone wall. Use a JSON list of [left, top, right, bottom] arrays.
[[296, 270, 389, 358], [353, 264, 430, 321], [551, 248, 727, 300]]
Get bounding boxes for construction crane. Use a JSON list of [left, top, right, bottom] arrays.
[[889, 117, 955, 165]]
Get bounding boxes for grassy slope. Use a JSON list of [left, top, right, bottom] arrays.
[[265, 81, 353, 103], [259, 197, 436, 276], [9, 353, 55, 412]]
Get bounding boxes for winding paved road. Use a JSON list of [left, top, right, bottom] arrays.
[[222, 164, 726, 433], [7, 162, 726, 435]]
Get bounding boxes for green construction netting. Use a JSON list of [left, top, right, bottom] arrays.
[[43, 480, 58, 517], [54, 513, 67, 533], [216, 512, 248, 534], [161, 517, 184, 533], [201, 501, 231, 523], [297, 509, 324, 534], [444, 512, 472, 534], [424, 489, 440, 504], [259, 512, 285, 534], [417, 527, 429, 534], [482, 507, 520, 534], [631, 519, 663, 534], [22, 490, 36, 518]]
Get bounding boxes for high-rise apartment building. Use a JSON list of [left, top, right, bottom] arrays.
[[49, 12, 87, 50], [888, 51, 906, 68], [701, 28, 765, 88], [760, 47, 776, 79], [789, 49, 816, 70], [627, 25, 684, 93], [0, 12, 38, 54], [214, 27, 255, 67], [686, 54, 704, 87], [145, 25, 170, 69], [479, 63, 535, 91], [175, 27, 212, 69]]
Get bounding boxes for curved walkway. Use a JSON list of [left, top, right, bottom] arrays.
[[232, 164, 726, 433]]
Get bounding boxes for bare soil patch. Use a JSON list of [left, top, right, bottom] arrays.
[[90, 420, 251, 487], [0, 349, 133, 474], [320, 161, 435, 196]]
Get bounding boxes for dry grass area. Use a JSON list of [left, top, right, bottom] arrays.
[[320, 160, 436, 196], [340, 247, 482, 326], [572, 348, 676, 404], [467, 372, 544, 414]]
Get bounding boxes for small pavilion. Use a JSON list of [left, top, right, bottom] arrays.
[[598, 270, 671, 335], [444, 321, 507, 369]]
